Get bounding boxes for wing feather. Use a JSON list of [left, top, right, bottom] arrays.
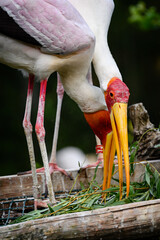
[[0, 0, 94, 54]]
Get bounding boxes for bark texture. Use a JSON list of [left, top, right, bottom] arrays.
[[129, 103, 160, 160]]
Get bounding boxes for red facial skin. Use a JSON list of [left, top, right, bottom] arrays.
[[105, 78, 130, 113], [84, 78, 130, 146]]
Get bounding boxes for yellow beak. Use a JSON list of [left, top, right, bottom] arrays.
[[102, 131, 115, 194], [102, 103, 130, 199]]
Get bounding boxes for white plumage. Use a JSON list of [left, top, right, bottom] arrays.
[[0, 0, 126, 206]]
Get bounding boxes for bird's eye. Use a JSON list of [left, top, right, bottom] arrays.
[[109, 91, 114, 98]]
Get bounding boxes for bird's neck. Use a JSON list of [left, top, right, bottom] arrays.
[[68, 0, 122, 91], [60, 71, 106, 113], [93, 40, 122, 91], [56, 43, 106, 113]]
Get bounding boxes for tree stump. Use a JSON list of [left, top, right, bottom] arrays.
[[128, 103, 160, 160]]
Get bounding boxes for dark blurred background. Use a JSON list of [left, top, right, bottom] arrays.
[[1, 0, 160, 175]]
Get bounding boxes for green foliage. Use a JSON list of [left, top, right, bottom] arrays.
[[11, 160, 160, 225], [10, 127, 160, 225], [128, 1, 160, 30], [129, 141, 139, 175]]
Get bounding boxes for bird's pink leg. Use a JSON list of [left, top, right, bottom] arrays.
[[49, 74, 73, 178], [35, 79, 56, 204], [20, 75, 71, 179], [50, 74, 64, 165], [22, 74, 40, 209]]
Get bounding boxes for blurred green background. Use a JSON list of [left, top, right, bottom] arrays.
[[1, 0, 160, 175]]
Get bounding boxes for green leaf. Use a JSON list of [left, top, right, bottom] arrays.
[[128, 2, 160, 31], [80, 182, 85, 190], [112, 164, 115, 175], [48, 204, 54, 213], [145, 166, 151, 186], [11, 160, 160, 225], [154, 170, 160, 189], [105, 196, 116, 206], [149, 187, 155, 197], [157, 180, 160, 198], [129, 185, 135, 196], [112, 177, 119, 183], [84, 196, 100, 208], [110, 200, 126, 206], [146, 163, 154, 177], [145, 191, 150, 201], [92, 163, 100, 181], [154, 170, 159, 181], [136, 191, 149, 202], [129, 141, 139, 175], [105, 186, 120, 192], [154, 143, 160, 149]]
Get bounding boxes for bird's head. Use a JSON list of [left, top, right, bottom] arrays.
[[105, 77, 130, 112], [105, 77, 130, 197], [84, 77, 130, 198]]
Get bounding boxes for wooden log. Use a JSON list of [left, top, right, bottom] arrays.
[[0, 199, 160, 239], [1, 160, 160, 198], [129, 103, 160, 160], [0, 174, 45, 199]]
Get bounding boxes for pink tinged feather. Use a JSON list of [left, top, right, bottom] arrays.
[[1, 0, 94, 54]]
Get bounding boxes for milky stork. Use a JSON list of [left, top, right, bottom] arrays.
[[0, 0, 130, 206], [50, 0, 123, 167], [50, 0, 130, 196]]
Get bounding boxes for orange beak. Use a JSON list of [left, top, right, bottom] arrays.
[[103, 103, 130, 199]]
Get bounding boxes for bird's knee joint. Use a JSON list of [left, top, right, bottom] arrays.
[[23, 120, 33, 133], [35, 124, 46, 141]]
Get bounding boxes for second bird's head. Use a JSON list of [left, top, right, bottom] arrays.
[[84, 77, 130, 197]]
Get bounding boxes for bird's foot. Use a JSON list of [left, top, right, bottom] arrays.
[[34, 199, 49, 209], [49, 163, 73, 180], [79, 145, 104, 170], [113, 157, 124, 165], [17, 163, 73, 180], [114, 159, 118, 164], [34, 198, 57, 209], [80, 157, 103, 171]]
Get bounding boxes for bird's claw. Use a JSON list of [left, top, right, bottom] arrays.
[[78, 158, 103, 173], [17, 163, 73, 180], [34, 198, 57, 209]]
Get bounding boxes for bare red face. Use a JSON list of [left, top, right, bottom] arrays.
[[104, 78, 130, 112]]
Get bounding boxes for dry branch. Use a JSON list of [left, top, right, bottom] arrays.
[[129, 103, 160, 160], [0, 199, 160, 239]]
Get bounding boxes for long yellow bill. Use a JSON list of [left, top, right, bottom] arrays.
[[102, 132, 116, 196], [110, 102, 130, 198]]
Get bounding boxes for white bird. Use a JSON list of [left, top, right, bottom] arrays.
[[46, 0, 130, 199], [49, 0, 122, 167], [50, 67, 104, 171], [56, 147, 97, 171], [0, 0, 130, 205]]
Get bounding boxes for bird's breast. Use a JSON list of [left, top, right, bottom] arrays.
[[0, 34, 58, 79]]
